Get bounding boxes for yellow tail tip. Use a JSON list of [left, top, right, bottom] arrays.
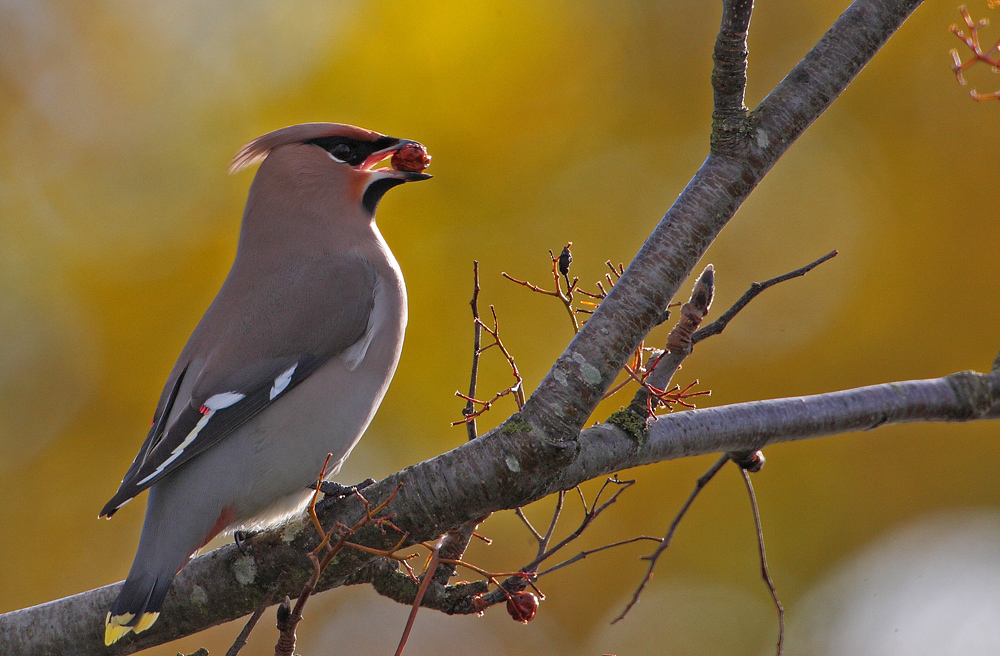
[[135, 611, 160, 634], [104, 611, 159, 645], [104, 613, 133, 646]]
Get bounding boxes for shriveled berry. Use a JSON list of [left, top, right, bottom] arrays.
[[506, 591, 538, 623], [558, 243, 573, 276], [391, 142, 431, 172]]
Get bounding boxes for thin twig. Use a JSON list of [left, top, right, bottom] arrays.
[[535, 536, 663, 577], [432, 504, 493, 586], [514, 508, 543, 543], [435, 262, 491, 585], [453, 388, 521, 423], [394, 536, 445, 656], [692, 250, 837, 344], [524, 478, 634, 573], [739, 466, 784, 656], [502, 242, 581, 334], [463, 261, 482, 441], [601, 374, 637, 401], [613, 455, 729, 624], [573, 485, 588, 513], [537, 491, 566, 557], [450, 301, 524, 425], [625, 251, 834, 415], [224, 572, 286, 656], [467, 478, 643, 615]]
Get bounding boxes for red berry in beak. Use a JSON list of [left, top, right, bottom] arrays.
[[391, 142, 431, 172]]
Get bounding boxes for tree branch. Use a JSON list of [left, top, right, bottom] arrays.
[[517, 0, 924, 448], [4, 364, 996, 654], [712, 0, 754, 156], [0, 1, 932, 653]]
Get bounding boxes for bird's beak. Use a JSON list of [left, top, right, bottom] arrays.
[[356, 139, 432, 182]]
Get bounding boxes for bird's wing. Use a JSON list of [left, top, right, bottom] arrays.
[[100, 252, 378, 517]]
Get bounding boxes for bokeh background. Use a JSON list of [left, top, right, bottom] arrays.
[[2, 1, 999, 654]]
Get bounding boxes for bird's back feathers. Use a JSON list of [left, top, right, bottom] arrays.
[[101, 251, 377, 517]]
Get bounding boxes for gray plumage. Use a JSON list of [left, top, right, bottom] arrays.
[[101, 123, 430, 644]]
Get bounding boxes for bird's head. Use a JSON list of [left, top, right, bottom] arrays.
[[230, 123, 431, 216]]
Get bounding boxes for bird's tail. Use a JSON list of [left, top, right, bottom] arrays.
[[104, 478, 215, 646], [105, 571, 173, 645]]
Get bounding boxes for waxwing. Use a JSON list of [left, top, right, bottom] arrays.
[[100, 123, 431, 645]]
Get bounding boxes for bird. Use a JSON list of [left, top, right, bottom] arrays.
[[99, 123, 431, 645]]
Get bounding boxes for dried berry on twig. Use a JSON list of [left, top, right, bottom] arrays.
[[558, 243, 573, 277], [506, 592, 539, 623]]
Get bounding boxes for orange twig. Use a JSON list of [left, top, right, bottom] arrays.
[[950, 5, 1000, 101], [502, 242, 580, 333], [276, 469, 406, 656]]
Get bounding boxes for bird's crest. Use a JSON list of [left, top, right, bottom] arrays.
[[228, 123, 385, 174]]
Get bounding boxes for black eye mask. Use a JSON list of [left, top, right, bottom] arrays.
[[307, 135, 401, 167]]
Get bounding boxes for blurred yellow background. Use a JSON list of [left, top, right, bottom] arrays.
[[2, 2, 1000, 655]]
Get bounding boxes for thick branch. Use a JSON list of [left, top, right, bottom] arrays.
[[518, 0, 924, 449], [712, 0, 755, 156], [4, 366, 997, 655]]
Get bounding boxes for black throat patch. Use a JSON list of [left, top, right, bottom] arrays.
[[362, 178, 406, 215]]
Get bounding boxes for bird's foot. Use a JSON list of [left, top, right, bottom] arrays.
[[233, 530, 255, 555], [310, 478, 377, 499]]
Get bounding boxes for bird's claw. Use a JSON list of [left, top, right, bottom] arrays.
[[309, 478, 377, 499], [233, 530, 253, 555]]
